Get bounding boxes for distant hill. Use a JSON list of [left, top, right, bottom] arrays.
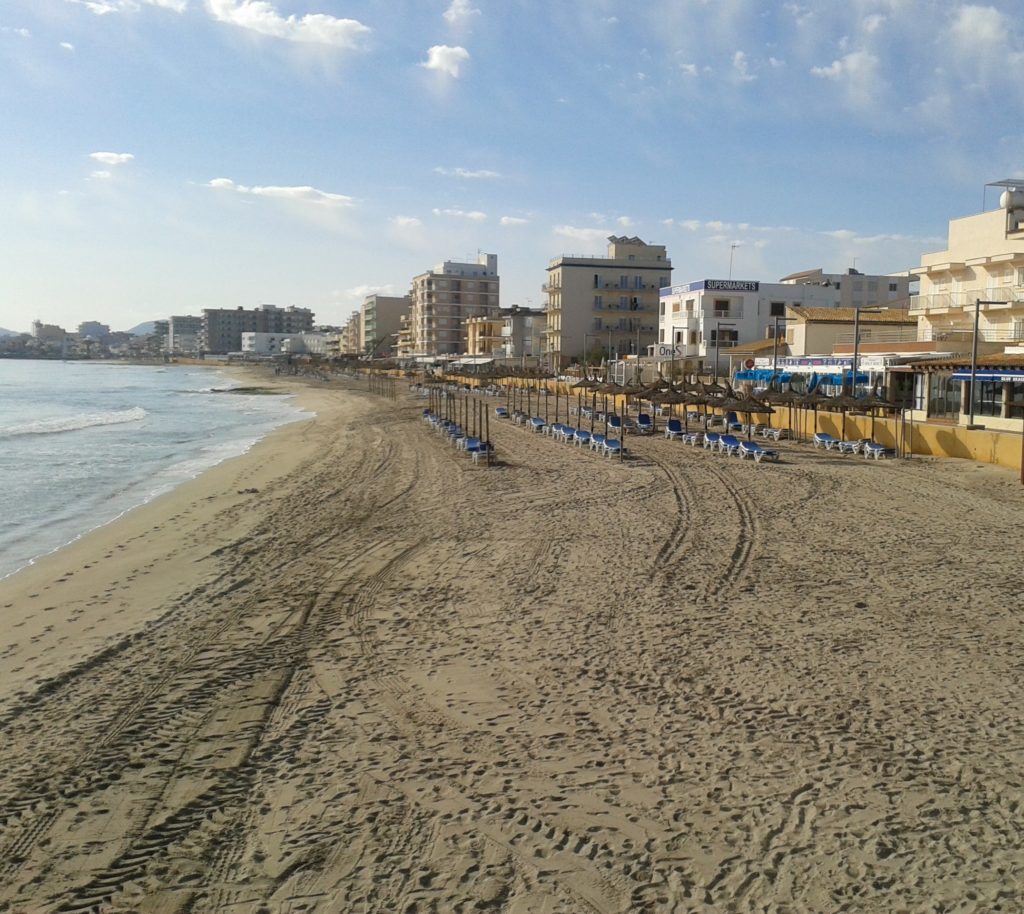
[[0, 327, 23, 338], [127, 321, 157, 336]]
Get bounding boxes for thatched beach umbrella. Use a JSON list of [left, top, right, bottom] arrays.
[[719, 391, 775, 440]]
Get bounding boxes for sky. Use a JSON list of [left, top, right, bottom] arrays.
[[2, 0, 1023, 333]]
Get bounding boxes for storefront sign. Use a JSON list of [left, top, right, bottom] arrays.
[[668, 279, 760, 294]]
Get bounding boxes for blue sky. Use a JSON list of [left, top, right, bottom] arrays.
[[2, 0, 1023, 332]]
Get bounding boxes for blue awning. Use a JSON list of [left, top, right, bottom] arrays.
[[951, 370, 1024, 382], [824, 372, 869, 385]]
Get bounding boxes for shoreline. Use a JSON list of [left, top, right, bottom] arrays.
[[0, 363, 309, 584], [0, 370, 328, 707], [3, 379, 1024, 913]]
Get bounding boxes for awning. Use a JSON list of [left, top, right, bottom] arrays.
[[452, 357, 495, 367], [823, 372, 869, 385], [951, 369, 1024, 382]]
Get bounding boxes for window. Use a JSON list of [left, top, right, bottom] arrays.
[[889, 282, 899, 292], [1010, 383, 1024, 418], [686, 298, 695, 313], [689, 330, 698, 345], [1016, 267, 1024, 286], [659, 277, 668, 287], [634, 276, 642, 289], [713, 299, 730, 317], [628, 254, 636, 262], [770, 301, 785, 317], [674, 330, 683, 343], [619, 275, 628, 289], [620, 296, 629, 309], [659, 330, 665, 342], [976, 380, 1003, 417], [593, 274, 600, 288], [594, 295, 604, 309], [673, 300, 681, 313]]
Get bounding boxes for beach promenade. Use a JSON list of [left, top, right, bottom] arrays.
[[1, 374, 1022, 914]]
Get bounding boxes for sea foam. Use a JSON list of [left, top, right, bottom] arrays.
[[0, 406, 147, 438]]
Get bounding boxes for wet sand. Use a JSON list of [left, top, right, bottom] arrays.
[[2, 375, 1023, 914]]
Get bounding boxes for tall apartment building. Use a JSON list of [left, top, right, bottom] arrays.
[[360, 294, 409, 357], [409, 253, 499, 357], [167, 315, 203, 354], [199, 305, 314, 354], [543, 236, 671, 369], [77, 321, 111, 341]]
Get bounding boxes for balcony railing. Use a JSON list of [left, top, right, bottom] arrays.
[[712, 308, 743, 319], [834, 326, 1024, 344], [910, 287, 1024, 311]]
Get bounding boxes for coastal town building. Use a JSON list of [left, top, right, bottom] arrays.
[[167, 315, 203, 355], [360, 294, 408, 357], [656, 268, 907, 379], [199, 305, 314, 354], [409, 253, 500, 358], [543, 236, 671, 369], [77, 321, 111, 341], [906, 179, 1024, 429], [779, 267, 911, 308], [31, 320, 67, 342]]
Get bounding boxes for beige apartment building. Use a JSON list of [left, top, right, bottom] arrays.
[[780, 267, 910, 307], [906, 180, 1024, 427], [544, 236, 671, 369], [464, 306, 547, 360], [409, 253, 500, 358], [909, 184, 1024, 345], [360, 294, 408, 357]]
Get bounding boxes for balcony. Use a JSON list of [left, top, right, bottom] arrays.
[[909, 286, 1024, 315], [712, 308, 743, 319]]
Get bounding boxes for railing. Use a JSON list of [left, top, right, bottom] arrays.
[[835, 327, 1024, 344], [910, 287, 1024, 311], [713, 308, 743, 319]]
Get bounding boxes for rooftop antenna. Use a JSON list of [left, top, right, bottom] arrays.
[[728, 242, 739, 279]]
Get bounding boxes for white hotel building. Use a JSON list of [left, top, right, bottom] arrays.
[[657, 270, 909, 378]]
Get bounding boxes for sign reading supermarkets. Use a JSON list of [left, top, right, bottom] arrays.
[[669, 279, 760, 294]]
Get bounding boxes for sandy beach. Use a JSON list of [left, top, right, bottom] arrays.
[[2, 373, 1023, 914]]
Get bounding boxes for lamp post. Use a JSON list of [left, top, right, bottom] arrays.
[[967, 299, 1002, 428], [713, 321, 736, 384], [771, 315, 793, 389]]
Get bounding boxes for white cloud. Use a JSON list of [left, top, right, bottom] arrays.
[[733, 50, 756, 82], [89, 151, 134, 166], [553, 225, 609, 244], [810, 49, 882, 108], [500, 216, 528, 226], [617, 216, 634, 228], [344, 282, 397, 301], [432, 207, 486, 221], [90, 170, 112, 180], [60, 41, 75, 50], [678, 62, 698, 77], [862, 13, 886, 33], [2, 26, 31, 37], [680, 219, 701, 231], [206, 177, 354, 207], [434, 166, 500, 179], [66, 0, 188, 13], [420, 44, 469, 78], [443, 0, 480, 26], [206, 0, 371, 48], [391, 215, 422, 227]]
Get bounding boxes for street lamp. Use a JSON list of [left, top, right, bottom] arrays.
[[967, 299, 1003, 428], [713, 321, 736, 384], [771, 315, 794, 389]]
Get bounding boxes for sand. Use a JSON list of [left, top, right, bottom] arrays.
[[1, 373, 1023, 914]]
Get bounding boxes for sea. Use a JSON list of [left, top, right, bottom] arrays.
[[0, 360, 310, 581]]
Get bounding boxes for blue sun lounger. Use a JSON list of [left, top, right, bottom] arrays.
[[719, 434, 742, 456], [636, 413, 653, 434], [813, 432, 837, 449], [664, 418, 684, 440], [739, 440, 780, 463], [703, 431, 721, 450]]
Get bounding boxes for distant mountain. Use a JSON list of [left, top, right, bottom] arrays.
[[0, 327, 23, 338], [127, 321, 157, 336]]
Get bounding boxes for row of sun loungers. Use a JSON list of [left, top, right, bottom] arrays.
[[496, 408, 626, 458], [422, 410, 495, 463], [812, 433, 894, 459]]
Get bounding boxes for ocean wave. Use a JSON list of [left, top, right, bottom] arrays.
[[0, 406, 147, 438]]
